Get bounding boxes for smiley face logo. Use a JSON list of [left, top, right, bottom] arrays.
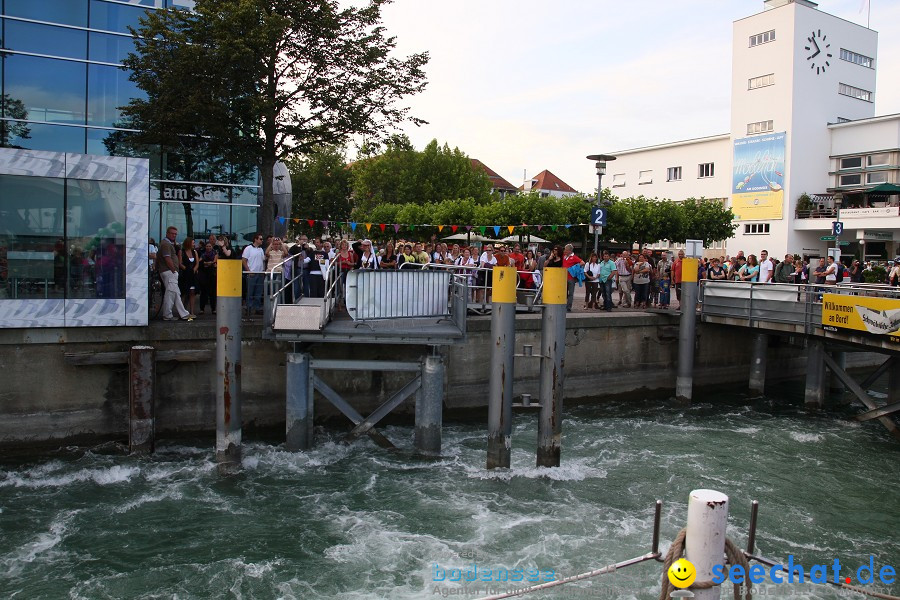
[[667, 558, 697, 588]]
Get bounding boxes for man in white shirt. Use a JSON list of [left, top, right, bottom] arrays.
[[242, 233, 265, 314], [758, 249, 774, 283]]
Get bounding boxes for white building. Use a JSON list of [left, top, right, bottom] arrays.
[[609, 0, 899, 262]]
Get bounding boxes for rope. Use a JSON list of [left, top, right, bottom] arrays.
[[658, 528, 751, 600]]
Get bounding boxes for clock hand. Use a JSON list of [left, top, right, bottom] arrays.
[[811, 38, 820, 58]]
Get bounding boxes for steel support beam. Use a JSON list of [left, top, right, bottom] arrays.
[[216, 260, 243, 469], [286, 353, 313, 451], [312, 375, 396, 449], [348, 376, 421, 441], [823, 352, 900, 440], [676, 259, 699, 404], [537, 268, 567, 468], [804, 338, 826, 409]]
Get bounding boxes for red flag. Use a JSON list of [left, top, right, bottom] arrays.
[[307, 219, 314, 227], [451, 225, 458, 233], [379, 223, 386, 232]]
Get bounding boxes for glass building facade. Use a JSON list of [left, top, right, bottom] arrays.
[[0, 0, 259, 246]]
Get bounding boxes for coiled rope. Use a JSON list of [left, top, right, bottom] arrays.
[[658, 528, 751, 600]]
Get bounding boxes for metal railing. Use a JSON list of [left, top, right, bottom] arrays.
[[263, 257, 549, 334], [699, 279, 900, 335]]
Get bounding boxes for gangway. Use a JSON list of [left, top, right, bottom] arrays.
[[698, 280, 900, 439]]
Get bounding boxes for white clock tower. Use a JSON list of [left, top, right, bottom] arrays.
[[730, 0, 877, 255]]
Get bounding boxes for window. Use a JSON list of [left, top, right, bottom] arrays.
[[638, 170, 653, 185], [3, 0, 88, 27], [3, 20, 88, 61], [747, 120, 774, 135], [748, 74, 775, 90], [89, 32, 140, 64], [866, 172, 888, 184], [87, 63, 146, 127], [3, 55, 87, 125], [89, 0, 151, 34], [612, 173, 626, 188], [840, 48, 874, 68], [839, 174, 862, 186], [839, 83, 872, 102], [840, 157, 862, 169], [749, 30, 775, 47], [867, 153, 890, 167], [698, 163, 715, 178], [743, 223, 771, 235], [667, 167, 682, 181]]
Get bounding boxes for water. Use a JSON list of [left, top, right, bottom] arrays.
[[1, 384, 899, 600]]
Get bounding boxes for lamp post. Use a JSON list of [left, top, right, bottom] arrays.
[[586, 154, 616, 254]]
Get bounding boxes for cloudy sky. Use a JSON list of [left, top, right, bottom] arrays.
[[369, 0, 900, 194]]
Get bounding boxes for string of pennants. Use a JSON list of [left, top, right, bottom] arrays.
[[276, 217, 593, 236]]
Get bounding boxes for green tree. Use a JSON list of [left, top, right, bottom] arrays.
[[122, 0, 428, 237], [681, 198, 738, 246], [286, 146, 352, 240], [0, 95, 31, 148], [350, 138, 492, 212]]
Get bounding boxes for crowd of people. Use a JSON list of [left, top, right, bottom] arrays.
[[151, 226, 900, 322]]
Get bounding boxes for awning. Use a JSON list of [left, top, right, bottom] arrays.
[[866, 182, 900, 195]]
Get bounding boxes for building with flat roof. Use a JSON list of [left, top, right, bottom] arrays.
[[0, 0, 263, 328], [608, 0, 898, 261]]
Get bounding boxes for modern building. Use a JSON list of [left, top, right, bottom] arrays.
[[0, 0, 261, 328], [520, 169, 580, 198], [609, 0, 899, 261]]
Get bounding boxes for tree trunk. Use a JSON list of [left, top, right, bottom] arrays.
[[259, 156, 276, 237]]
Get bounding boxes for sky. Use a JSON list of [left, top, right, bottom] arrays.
[[367, 0, 900, 194]]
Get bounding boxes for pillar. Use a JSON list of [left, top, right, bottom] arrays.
[[415, 354, 444, 456], [805, 338, 826, 409], [216, 259, 243, 469], [749, 332, 768, 395], [685, 489, 729, 600], [286, 353, 312, 451], [537, 267, 567, 468], [129, 346, 156, 454], [676, 258, 698, 404], [487, 265, 516, 469]]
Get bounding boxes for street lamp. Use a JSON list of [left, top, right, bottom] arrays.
[[586, 154, 616, 254]]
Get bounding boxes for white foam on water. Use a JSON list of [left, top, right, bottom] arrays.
[[0, 464, 140, 489], [789, 432, 825, 443], [0, 510, 77, 578], [734, 426, 761, 434], [114, 485, 185, 514]]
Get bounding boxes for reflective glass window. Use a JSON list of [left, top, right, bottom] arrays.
[[232, 186, 259, 206], [89, 0, 152, 34], [66, 179, 127, 299], [3, 20, 88, 61], [4, 0, 88, 27], [87, 63, 145, 127], [0, 174, 66, 299], [89, 32, 138, 64], [167, 0, 196, 10], [0, 122, 86, 154], [3, 55, 87, 125]]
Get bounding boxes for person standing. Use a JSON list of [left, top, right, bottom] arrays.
[[198, 239, 218, 315], [156, 226, 192, 321], [656, 254, 671, 309], [178, 236, 199, 317], [583, 252, 601, 310], [597, 250, 618, 312], [615, 251, 633, 308], [758, 250, 774, 283], [561, 244, 584, 312], [632, 254, 652, 309], [672, 249, 685, 305], [242, 233, 265, 315]]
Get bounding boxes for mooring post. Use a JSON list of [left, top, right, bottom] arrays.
[[685, 489, 729, 600], [129, 345, 156, 454], [749, 332, 768, 395], [216, 259, 243, 469], [676, 258, 699, 404], [286, 352, 312, 451], [415, 353, 444, 457], [487, 265, 517, 470], [537, 267, 567, 468], [804, 338, 826, 409]]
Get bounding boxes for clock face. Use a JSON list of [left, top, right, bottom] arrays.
[[805, 29, 832, 75]]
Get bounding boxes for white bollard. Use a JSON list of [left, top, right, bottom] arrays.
[[685, 489, 729, 600]]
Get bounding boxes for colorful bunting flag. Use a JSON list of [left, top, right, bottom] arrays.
[[307, 219, 314, 227], [438, 225, 444, 232], [451, 225, 458, 233], [537, 225, 543, 231], [465, 225, 473, 231], [493, 226, 501, 236], [365, 223, 372, 232], [507, 225, 515, 234], [350, 222, 357, 231], [322, 220, 330, 228], [379, 223, 386, 232], [479, 226, 487, 235], [393, 224, 401, 233]]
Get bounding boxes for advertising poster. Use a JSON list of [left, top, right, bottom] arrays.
[[821, 293, 900, 343], [732, 132, 786, 221]]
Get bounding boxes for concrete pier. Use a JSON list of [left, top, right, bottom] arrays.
[[487, 266, 517, 469], [676, 258, 699, 404], [805, 338, 826, 409], [537, 268, 567, 468], [286, 352, 312, 451], [749, 332, 768, 395], [415, 354, 444, 456], [128, 346, 156, 454], [216, 260, 243, 468]]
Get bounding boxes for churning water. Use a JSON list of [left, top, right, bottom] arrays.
[[1, 384, 899, 600]]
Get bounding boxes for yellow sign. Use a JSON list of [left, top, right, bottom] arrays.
[[821, 293, 900, 342], [731, 190, 784, 221]]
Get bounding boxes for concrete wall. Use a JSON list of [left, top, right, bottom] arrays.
[[0, 313, 882, 449]]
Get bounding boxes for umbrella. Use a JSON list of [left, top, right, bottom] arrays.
[[442, 233, 498, 243], [498, 234, 549, 244]]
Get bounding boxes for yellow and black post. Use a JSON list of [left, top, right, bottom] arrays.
[[487, 265, 516, 469], [537, 267, 567, 467], [676, 258, 698, 404], [216, 259, 243, 469]]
